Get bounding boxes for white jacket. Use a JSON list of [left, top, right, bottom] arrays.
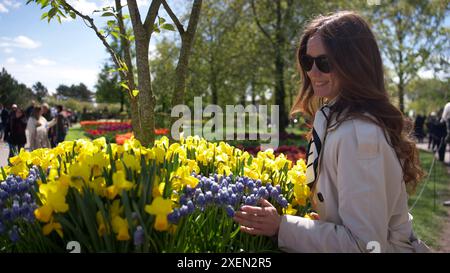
[[278, 116, 429, 253]]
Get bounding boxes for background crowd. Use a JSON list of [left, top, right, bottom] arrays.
[[414, 101, 450, 165], [0, 101, 72, 157]]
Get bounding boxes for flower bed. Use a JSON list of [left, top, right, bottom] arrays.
[[241, 145, 306, 163], [115, 129, 170, 145], [79, 120, 169, 143], [1, 136, 311, 253]]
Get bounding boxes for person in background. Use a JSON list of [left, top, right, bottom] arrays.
[[0, 103, 9, 141], [26, 105, 56, 151], [413, 114, 425, 143], [8, 106, 27, 157], [426, 112, 438, 151], [25, 100, 36, 119], [41, 103, 53, 121], [55, 105, 69, 145], [4, 104, 17, 156], [437, 104, 449, 163]]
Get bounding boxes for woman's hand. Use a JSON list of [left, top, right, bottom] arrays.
[[233, 198, 281, 237]]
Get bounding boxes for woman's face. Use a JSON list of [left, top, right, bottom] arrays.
[[306, 34, 339, 100], [15, 109, 23, 118]]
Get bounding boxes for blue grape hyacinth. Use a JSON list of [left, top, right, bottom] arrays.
[[0, 168, 39, 244], [167, 172, 290, 224]]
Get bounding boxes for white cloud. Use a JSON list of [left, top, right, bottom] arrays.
[[67, 0, 100, 15], [3, 48, 12, 54], [32, 57, 56, 66], [3, 0, 21, 9], [0, 3, 8, 13], [59, 0, 150, 23], [5, 57, 16, 64], [0, 36, 41, 49]]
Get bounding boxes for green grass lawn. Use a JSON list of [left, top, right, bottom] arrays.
[[65, 123, 88, 141], [408, 150, 450, 250]]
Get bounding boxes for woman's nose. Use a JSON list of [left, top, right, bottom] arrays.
[[308, 62, 322, 77]]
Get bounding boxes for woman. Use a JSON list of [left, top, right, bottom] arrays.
[[8, 106, 27, 157], [233, 11, 429, 253], [26, 105, 56, 151]]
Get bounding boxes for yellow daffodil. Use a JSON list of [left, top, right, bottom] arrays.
[[92, 137, 107, 149], [145, 197, 173, 231], [112, 216, 130, 241], [170, 165, 199, 191], [122, 152, 141, 172], [282, 204, 298, 216], [293, 183, 310, 206], [106, 170, 134, 199], [35, 179, 69, 223], [96, 211, 109, 236], [69, 162, 91, 184], [42, 217, 64, 238]]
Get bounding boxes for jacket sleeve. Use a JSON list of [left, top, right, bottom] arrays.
[[278, 121, 390, 252]]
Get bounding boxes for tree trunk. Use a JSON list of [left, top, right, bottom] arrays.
[[398, 80, 405, 114], [120, 92, 124, 113], [128, 0, 157, 146], [251, 79, 256, 105], [170, 0, 203, 131], [135, 39, 156, 146], [274, 0, 287, 134], [275, 48, 288, 134], [211, 70, 219, 105]]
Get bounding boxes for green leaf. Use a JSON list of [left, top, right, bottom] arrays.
[[111, 31, 120, 39], [40, 12, 48, 20], [160, 23, 175, 31], [153, 23, 160, 33], [120, 82, 130, 90], [107, 20, 115, 28], [69, 11, 76, 19], [48, 7, 57, 18], [132, 90, 139, 97], [102, 12, 115, 17], [158, 16, 166, 25]]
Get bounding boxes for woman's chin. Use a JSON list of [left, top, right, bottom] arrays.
[[313, 88, 333, 98]]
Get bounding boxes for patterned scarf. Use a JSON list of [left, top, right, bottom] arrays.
[[305, 104, 332, 187]]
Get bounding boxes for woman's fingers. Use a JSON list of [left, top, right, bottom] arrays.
[[310, 212, 320, 220], [239, 225, 264, 236], [234, 212, 264, 226], [240, 205, 267, 216], [259, 198, 274, 208]]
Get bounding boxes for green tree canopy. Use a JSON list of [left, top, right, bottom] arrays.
[[32, 81, 49, 102], [55, 83, 94, 102], [0, 68, 36, 109]]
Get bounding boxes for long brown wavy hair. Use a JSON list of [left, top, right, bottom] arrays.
[[290, 11, 424, 193]]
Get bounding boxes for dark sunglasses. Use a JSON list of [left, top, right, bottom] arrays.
[[300, 54, 331, 73]]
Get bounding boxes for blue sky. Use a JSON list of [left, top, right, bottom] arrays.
[[0, 0, 181, 94]]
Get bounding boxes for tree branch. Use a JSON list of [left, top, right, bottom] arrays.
[[143, 0, 162, 38], [250, 0, 275, 46], [161, 0, 185, 35], [185, 0, 202, 39], [115, 0, 136, 96]]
